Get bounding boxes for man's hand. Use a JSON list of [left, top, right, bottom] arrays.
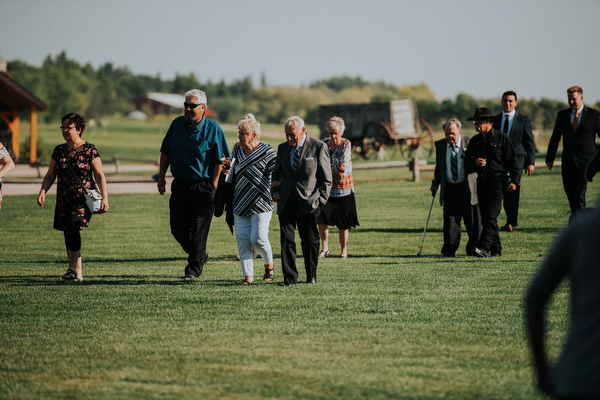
[[430, 186, 438, 196], [507, 183, 517, 192], [157, 176, 166, 195], [270, 181, 280, 202], [475, 158, 487, 168], [527, 164, 535, 175]]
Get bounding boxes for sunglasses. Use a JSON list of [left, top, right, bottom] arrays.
[[184, 102, 203, 109]]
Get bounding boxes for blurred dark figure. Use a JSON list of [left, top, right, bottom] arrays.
[[524, 205, 600, 399]]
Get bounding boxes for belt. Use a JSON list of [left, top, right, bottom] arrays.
[[446, 181, 466, 187], [478, 173, 503, 180], [175, 178, 210, 184]]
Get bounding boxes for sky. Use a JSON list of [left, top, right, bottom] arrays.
[[2, 0, 600, 103]]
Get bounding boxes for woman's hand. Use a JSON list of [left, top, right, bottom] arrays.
[[99, 196, 109, 212]]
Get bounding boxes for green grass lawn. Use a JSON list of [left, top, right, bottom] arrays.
[[2, 163, 596, 399]]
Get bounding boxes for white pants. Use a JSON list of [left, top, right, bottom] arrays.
[[234, 212, 274, 277]]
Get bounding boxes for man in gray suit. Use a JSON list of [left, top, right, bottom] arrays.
[[493, 91, 536, 232], [431, 118, 481, 256], [272, 116, 332, 286]]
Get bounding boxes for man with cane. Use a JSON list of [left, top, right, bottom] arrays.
[[430, 118, 481, 257]]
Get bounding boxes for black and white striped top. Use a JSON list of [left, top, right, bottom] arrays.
[[232, 142, 277, 216]]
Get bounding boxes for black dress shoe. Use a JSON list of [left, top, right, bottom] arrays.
[[491, 252, 501, 257], [500, 224, 514, 232], [284, 282, 296, 287], [306, 277, 316, 284], [471, 247, 488, 258]]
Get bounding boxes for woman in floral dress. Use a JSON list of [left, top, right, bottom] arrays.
[[317, 116, 359, 259], [37, 113, 108, 282], [0, 142, 15, 212]]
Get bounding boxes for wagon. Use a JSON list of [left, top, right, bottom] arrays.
[[318, 99, 434, 160]]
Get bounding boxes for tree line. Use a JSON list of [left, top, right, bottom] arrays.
[[9, 51, 590, 131]]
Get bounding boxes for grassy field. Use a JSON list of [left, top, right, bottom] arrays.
[[2, 145, 597, 399]]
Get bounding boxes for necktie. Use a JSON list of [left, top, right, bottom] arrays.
[[451, 146, 458, 181], [573, 111, 579, 132], [503, 115, 509, 134], [291, 147, 300, 171]]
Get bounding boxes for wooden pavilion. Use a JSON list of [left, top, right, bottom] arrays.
[[0, 55, 47, 163]]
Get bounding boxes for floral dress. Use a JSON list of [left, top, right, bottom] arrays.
[[51, 143, 100, 231]]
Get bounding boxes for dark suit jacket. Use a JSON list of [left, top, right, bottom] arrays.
[[493, 112, 536, 168], [432, 136, 478, 206], [546, 106, 600, 172], [272, 135, 332, 215]]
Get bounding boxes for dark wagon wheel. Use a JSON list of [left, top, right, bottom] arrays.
[[359, 121, 388, 159], [400, 118, 435, 160]]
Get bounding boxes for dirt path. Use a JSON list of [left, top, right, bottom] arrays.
[[2, 164, 166, 196]]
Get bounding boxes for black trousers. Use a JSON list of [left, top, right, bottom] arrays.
[[503, 155, 524, 226], [278, 193, 320, 285], [169, 179, 215, 277], [561, 163, 589, 217], [477, 177, 503, 253], [442, 182, 481, 256]]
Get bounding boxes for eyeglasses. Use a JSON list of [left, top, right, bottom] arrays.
[[60, 125, 77, 131], [184, 102, 203, 109]]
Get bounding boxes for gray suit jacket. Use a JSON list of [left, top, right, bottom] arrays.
[[431, 136, 478, 206], [272, 135, 332, 215]]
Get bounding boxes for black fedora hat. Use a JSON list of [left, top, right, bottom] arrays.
[[467, 107, 497, 121]]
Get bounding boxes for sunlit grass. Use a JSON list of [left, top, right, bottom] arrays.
[[1, 167, 594, 399]]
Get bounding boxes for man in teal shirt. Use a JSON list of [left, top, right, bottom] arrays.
[[158, 89, 230, 279]]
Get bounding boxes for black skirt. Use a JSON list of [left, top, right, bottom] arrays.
[[318, 192, 359, 230]]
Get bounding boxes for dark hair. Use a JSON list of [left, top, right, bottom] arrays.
[[502, 91, 517, 101], [61, 113, 86, 136]]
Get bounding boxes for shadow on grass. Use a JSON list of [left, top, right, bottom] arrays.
[[1, 254, 253, 265], [356, 228, 442, 234], [0, 274, 287, 287], [357, 226, 563, 234]]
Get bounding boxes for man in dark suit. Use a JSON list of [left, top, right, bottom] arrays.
[[272, 116, 332, 286], [546, 86, 600, 219], [431, 118, 481, 257], [493, 91, 536, 232]]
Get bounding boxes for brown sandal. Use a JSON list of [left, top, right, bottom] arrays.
[[263, 267, 274, 282], [62, 269, 77, 280]]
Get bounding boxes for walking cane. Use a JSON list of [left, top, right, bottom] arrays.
[[417, 190, 436, 256]]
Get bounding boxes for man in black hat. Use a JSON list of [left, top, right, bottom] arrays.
[[464, 107, 520, 257]]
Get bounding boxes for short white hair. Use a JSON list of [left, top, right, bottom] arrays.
[[284, 116, 305, 129], [442, 118, 462, 130], [326, 116, 345, 132], [184, 89, 207, 106], [238, 117, 261, 137]]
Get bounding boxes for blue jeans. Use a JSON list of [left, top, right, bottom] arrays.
[[234, 212, 274, 277]]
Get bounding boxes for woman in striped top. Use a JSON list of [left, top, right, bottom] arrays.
[[230, 115, 277, 284]]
